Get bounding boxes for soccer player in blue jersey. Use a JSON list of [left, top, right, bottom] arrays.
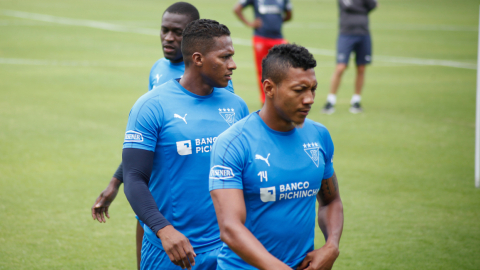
[[122, 19, 249, 270], [91, 3, 234, 268], [91, 3, 201, 268], [209, 44, 344, 270]]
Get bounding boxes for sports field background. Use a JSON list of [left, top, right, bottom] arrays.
[[0, 0, 479, 269]]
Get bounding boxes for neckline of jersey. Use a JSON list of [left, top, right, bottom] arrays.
[[173, 79, 215, 99], [253, 110, 296, 136]]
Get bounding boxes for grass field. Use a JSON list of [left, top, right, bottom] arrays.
[[0, 0, 479, 269]]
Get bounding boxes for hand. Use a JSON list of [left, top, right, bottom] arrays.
[[250, 18, 262, 29], [91, 177, 121, 223], [296, 243, 340, 270], [157, 225, 196, 270]]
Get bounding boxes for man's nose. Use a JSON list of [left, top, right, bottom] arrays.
[[228, 59, 237, 70]]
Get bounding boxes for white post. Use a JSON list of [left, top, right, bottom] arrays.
[[475, 6, 480, 188]]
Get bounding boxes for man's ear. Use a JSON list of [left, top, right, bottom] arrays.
[[263, 79, 276, 99], [192, 52, 203, 67]]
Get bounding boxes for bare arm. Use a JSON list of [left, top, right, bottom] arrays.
[[233, 3, 262, 29], [211, 189, 292, 270], [91, 176, 122, 223], [283, 10, 292, 22], [296, 173, 343, 270]]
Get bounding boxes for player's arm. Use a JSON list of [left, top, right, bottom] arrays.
[[296, 173, 343, 270], [365, 0, 378, 11], [283, 0, 293, 22], [233, 2, 262, 29], [91, 162, 123, 223], [211, 189, 292, 270], [340, 0, 368, 13], [123, 148, 196, 270]]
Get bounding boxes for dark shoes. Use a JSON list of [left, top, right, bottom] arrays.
[[321, 102, 335, 115], [349, 102, 363, 114]]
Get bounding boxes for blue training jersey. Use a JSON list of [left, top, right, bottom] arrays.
[[239, 0, 292, 39], [149, 58, 234, 93], [124, 79, 249, 253], [209, 112, 334, 269]]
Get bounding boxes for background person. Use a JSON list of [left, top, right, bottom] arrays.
[[209, 44, 344, 270], [233, 0, 292, 105], [123, 19, 249, 270], [322, 0, 377, 114]]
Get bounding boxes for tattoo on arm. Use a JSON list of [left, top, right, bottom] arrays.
[[319, 174, 338, 204]]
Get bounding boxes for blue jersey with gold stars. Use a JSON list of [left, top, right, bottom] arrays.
[[209, 111, 334, 269]]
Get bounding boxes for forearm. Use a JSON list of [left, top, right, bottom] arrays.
[[283, 11, 292, 22], [112, 162, 124, 182], [318, 197, 344, 247], [233, 5, 253, 27], [123, 148, 171, 234], [221, 224, 291, 270]]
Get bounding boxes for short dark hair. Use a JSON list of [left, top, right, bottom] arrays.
[[181, 19, 231, 65], [164, 2, 200, 22], [262, 44, 317, 84]]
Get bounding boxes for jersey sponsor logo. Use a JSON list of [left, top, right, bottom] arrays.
[[209, 165, 235, 180], [174, 113, 187, 124], [176, 140, 192, 155], [195, 137, 217, 153], [260, 186, 276, 202], [255, 153, 270, 166], [279, 181, 318, 200], [218, 108, 235, 126], [124, 130, 144, 142], [304, 142, 320, 167], [258, 0, 283, 14]]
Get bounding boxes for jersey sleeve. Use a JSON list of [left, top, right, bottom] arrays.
[[239, 0, 254, 8], [315, 124, 335, 179], [209, 131, 246, 190], [148, 64, 155, 91], [285, 0, 293, 11], [364, 0, 377, 12], [123, 93, 163, 152]]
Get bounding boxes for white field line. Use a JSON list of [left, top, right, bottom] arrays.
[[0, 58, 147, 67], [283, 22, 478, 32], [0, 9, 476, 70]]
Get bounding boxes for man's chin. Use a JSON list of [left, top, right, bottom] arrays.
[[292, 118, 306, 129], [164, 54, 182, 63], [213, 79, 229, 89]]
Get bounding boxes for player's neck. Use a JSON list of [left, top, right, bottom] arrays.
[[258, 106, 295, 132], [179, 71, 214, 96]]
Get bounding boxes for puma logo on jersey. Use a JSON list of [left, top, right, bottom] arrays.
[[174, 113, 187, 124], [156, 74, 162, 83], [255, 153, 270, 166]]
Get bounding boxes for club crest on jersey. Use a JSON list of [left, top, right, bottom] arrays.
[[218, 108, 235, 126], [304, 142, 320, 167], [124, 130, 143, 142]]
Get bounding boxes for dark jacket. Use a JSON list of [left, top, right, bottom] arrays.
[[339, 0, 377, 35]]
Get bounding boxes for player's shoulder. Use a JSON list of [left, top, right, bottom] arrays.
[[134, 80, 178, 108], [214, 88, 248, 109], [304, 119, 331, 137], [216, 113, 255, 144]]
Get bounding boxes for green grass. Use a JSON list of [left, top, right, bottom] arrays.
[[0, 0, 479, 269]]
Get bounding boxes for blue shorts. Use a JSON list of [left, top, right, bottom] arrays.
[[336, 34, 372, 65], [141, 237, 220, 270]]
